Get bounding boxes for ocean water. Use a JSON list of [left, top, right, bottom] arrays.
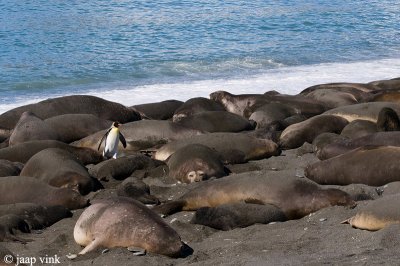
[[1, 0, 399, 114]]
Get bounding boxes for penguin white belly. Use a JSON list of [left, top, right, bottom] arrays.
[[104, 128, 120, 159]]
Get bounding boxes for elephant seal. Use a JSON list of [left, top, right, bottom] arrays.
[[299, 82, 375, 95], [323, 102, 400, 122], [176, 111, 256, 132], [317, 131, 400, 160], [9, 111, 59, 146], [342, 194, 400, 231], [248, 103, 296, 129], [88, 154, 162, 181], [73, 197, 187, 257], [0, 214, 31, 242], [154, 132, 280, 163], [0, 176, 88, 210], [279, 114, 349, 149], [0, 140, 103, 164], [132, 100, 183, 120], [0, 203, 72, 230], [376, 107, 400, 131], [0, 160, 23, 177], [172, 97, 225, 122], [368, 78, 400, 91], [44, 114, 112, 143], [302, 89, 359, 109], [0, 95, 140, 130], [340, 120, 378, 139], [72, 120, 203, 152], [306, 146, 400, 186], [167, 144, 227, 183], [191, 202, 287, 230], [20, 148, 98, 195], [116, 177, 160, 205], [153, 171, 355, 219]]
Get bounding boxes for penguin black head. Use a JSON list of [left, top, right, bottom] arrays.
[[113, 122, 120, 127]]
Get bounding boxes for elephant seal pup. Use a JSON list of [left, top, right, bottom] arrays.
[[20, 148, 97, 195], [0, 140, 103, 164], [306, 146, 400, 186], [279, 114, 349, 149], [376, 107, 400, 131], [44, 114, 112, 143], [317, 131, 400, 160], [116, 177, 160, 205], [191, 202, 287, 230], [9, 111, 59, 146], [172, 97, 225, 122], [0, 95, 140, 130], [73, 197, 186, 257], [88, 154, 162, 181], [340, 120, 378, 139], [0, 214, 31, 242], [0, 176, 88, 210], [167, 144, 227, 183], [72, 120, 203, 153], [248, 103, 296, 129], [342, 194, 400, 231], [176, 111, 256, 133], [312, 133, 346, 154], [323, 102, 400, 123], [153, 171, 355, 219], [132, 100, 183, 120], [154, 132, 280, 163], [0, 203, 72, 230], [0, 160, 23, 177]]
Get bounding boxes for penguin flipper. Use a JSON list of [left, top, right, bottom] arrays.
[[119, 132, 127, 148], [97, 128, 111, 151]]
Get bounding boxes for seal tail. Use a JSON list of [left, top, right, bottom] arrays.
[[152, 200, 186, 216]]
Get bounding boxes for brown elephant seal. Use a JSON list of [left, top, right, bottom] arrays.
[[191, 202, 287, 230], [172, 97, 225, 122], [176, 111, 256, 132], [0, 214, 31, 242], [116, 177, 160, 205], [312, 133, 346, 154], [20, 148, 98, 195], [209, 91, 264, 116], [340, 120, 378, 139], [88, 154, 162, 181], [72, 120, 203, 152], [323, 102, 400, 122], [9, 111, 59, 146], [302, 89, 359, 109], [73, 197, 187, 257], [0, 140, 103, 164], [306, 146, 400, 186], [317, 131, 400, 160], [342, 194, 400, 231], [154, 132, 280, 163], [167, 144, 227, 183], [0, 160, 23, 177], [0, 203, 72, 230], [0, 176, 88, 210], [300, 82, 375, 95], [44, 114, 112, 143], [0, 95, 140, 130], [368, 78, 400, 91], [131, 100, 183, 120], [279, 114, 349, 149], [153, 171, 355, 219], [376, 107, 400, 131]]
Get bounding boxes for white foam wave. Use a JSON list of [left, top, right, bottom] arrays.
[[1, 58, 399, 114]]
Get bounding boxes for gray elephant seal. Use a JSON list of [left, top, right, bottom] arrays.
[[0, 95, 140, 130], [279, 114, 349, 149], [9, 111, 59, 146], [72, 120, 203, 152], [191, 202, 287, 230], [340, 120, 378, 139], [172, 97, 225, 122], [20, 148, 97, 195], [176, 111, 256, 133], [73, 197, 186, 257], [153, 171, 355, 219], [343, 194, 400, 231], [306, 146, 400, 186], [154, 132, 280, 163], [167, 144, 227, 183], [0, 176, 88, 210], [132, 100, 183, 120]]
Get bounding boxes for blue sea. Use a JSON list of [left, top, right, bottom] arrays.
[[1, 0, 400, 113]]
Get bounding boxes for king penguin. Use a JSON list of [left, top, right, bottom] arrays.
[[98, 122, 127, 159]]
